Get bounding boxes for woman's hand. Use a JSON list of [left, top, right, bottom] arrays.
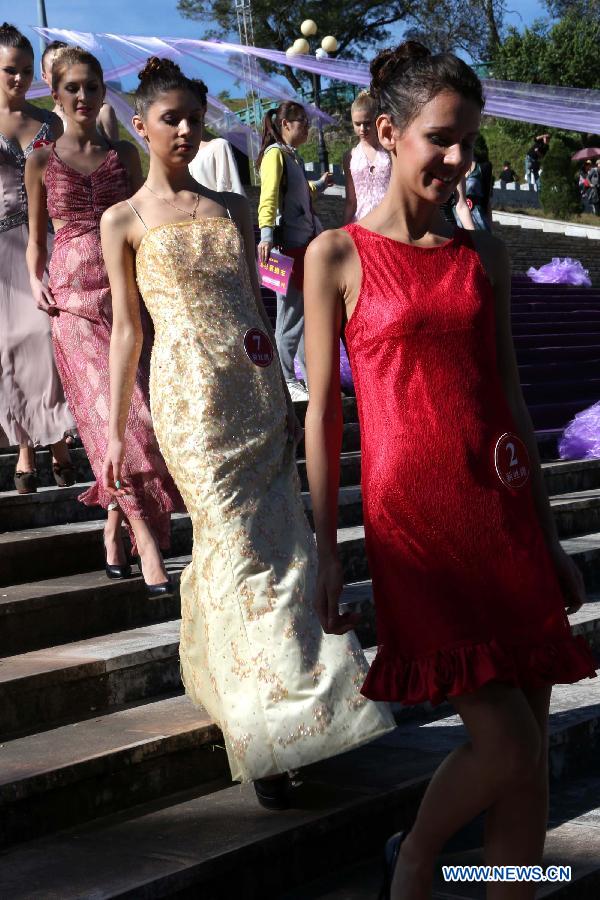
[[322, 172, 335, 189], [551, 545, 586, 615], [258, 240, 273, 266], [31, 278, 58, 316], [102, 437, 129, 497], [315, 556, 360, 635]]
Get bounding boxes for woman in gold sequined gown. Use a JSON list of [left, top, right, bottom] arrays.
[[101, 59, 393, 789]]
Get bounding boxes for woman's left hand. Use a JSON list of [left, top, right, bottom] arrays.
[[551, 545, 586, 615]]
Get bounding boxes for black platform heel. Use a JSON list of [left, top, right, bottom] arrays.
[[103, 537, 131, 580], [253, 773, 291, 811], [134, 555, 173, 598], [379, 831, 407, 900]]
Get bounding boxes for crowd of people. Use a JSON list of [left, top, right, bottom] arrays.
[[1, 21, 597, 898]]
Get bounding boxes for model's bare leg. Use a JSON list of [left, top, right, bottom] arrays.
[[391, 682, 543, 900], [104, 507, 128, 566], [129, 517, 168, 585], [16, 443, 35, 472], [484, 686, 551, 899]]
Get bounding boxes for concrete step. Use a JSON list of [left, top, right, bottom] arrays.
[[5, 480, 600, 591], [528, 399, 598, 430], [522, 379, 600, 405], [0, 557, 188, 657], [0, 694, 226, 848], [0, 620, 182, 740], [281, 779, 600, 898], [0, 446, 92, 493], [515, 332, 600, 348], [0, 480, 364, 534], [1, 664, 598, 852], [0, 684, 597, 898], [0, 577, 377, 739]]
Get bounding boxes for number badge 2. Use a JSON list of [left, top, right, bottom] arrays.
[[494, 432, 531, 490]]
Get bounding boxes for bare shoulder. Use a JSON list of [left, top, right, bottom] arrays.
[[26, 143, 53, 173], [306, 227, 356, 267], [101, 198, 135, 234], [468, 229, 510, 287]]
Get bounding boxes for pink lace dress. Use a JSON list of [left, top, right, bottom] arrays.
[[45, 147, 184, 549], [350, 143, 391, 222]]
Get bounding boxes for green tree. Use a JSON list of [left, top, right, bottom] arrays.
[[491, 12, 600, 90], [539, 138, 581, 218]]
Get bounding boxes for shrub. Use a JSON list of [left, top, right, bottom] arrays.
[[539, 138, 581, 218]]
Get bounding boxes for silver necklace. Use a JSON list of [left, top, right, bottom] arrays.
[[143, 183, 201, 219]]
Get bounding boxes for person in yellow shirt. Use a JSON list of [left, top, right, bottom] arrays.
[[257, 102, 332, 400]]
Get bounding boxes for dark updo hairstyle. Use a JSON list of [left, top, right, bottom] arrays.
[[51, 46, 104, 92], [134, 56, 207, 117], [256, 101, 307, 169], [0, 22, 34, 58], [369, 41, 484, 133]]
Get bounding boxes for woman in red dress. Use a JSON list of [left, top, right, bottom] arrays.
[[304, 42, 596, 898]]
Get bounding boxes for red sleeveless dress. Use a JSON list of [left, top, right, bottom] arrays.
[[343, 223, 596, 705]]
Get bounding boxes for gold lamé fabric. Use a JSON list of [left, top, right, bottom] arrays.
[[135, 218, 394, 781]]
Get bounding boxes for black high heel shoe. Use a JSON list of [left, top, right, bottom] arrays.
[[103, 537, 131, 580], [254, 773, 291, 811], [379, 831, 407, 900], [134, 555, 173, 598]]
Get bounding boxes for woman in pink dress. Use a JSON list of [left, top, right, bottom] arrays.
[[343, 90, 391, 224], [26, 46, 183, 593]]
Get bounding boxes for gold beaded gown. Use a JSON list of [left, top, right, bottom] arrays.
[[133, 212, 394, 782]]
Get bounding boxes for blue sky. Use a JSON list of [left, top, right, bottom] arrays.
[[13, 0, 550, 94]]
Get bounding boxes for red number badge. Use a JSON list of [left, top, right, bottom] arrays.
[[243, 328, 274, 368], [494, 432, 530, 490]]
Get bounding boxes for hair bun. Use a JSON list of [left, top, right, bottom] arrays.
[[138, 56, 182, 84], [370, 41, 430, 98]]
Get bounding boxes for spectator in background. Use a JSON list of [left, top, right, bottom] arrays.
[[525, 145, 540, 189], [579, 160, 600, 215], [188, 78, 245, 195], [499, 161, 517, 184]]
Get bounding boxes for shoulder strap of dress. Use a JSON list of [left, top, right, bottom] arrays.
[[219, 194, 232, 220], [126, 199, 148, 230]]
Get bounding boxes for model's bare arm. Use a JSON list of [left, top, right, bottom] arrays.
[[304, 231, 359, 634], [25, 147, 55, 314], [342, 150, 357, 224], [101, 204, 143, 493], [98, 102, 120, 143], [478, 232, 584, 614]]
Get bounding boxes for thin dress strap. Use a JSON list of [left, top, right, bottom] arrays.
[[220, 193, 232, 219], [126, 199, 148, 230]]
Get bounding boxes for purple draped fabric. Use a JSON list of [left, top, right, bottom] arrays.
[[527, 258, 592, 286], [31, 27, 600, 140]]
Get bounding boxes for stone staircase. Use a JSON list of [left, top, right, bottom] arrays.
[[1, 387, 599, 896], [1, 267, 600, 895]]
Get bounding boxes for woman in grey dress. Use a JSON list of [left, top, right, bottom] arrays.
[[0, 23, 74, 492]]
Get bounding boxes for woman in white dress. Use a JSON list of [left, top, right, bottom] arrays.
[[188, 78, 245, 195]]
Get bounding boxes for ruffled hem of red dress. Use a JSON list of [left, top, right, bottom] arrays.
[[361, 635, 597, 706]]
